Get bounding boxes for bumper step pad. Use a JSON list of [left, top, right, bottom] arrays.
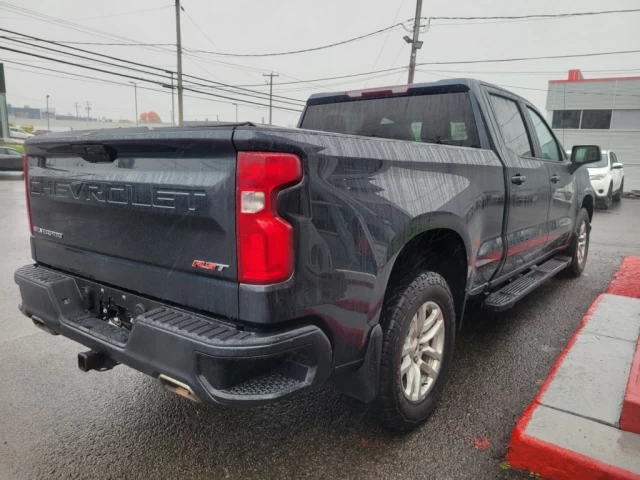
[[484, 256, 571, 311]]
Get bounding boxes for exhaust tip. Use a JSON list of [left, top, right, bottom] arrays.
[[158, 374, 200, 403], [31, 315, 58, 336]]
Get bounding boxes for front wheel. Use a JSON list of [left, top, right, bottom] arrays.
[[613, 180, 623, 202], [602, 185, 613, 209], [564, 208, 590, 278], [378, 272, 456, 431]]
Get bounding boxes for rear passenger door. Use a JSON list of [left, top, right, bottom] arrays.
[[486, 91, 552, 278], [523, 105, 574, 255]]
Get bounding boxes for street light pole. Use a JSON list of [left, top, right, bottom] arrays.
[[233, 103, 238, 122], [45, 94, 50, 130], [130, 81, 139, 126]]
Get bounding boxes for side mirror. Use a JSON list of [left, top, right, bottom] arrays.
[[612, 162, 624, 170], [571, 145, 602, 165]]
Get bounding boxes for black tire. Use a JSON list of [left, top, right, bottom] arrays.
[[613, 181, 623, 202], [378, 272, 456, 431], [602, 185, 613, 209], [563, 208, 590, 278]]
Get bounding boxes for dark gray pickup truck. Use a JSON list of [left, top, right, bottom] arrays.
[[15, 79, 600, 430]]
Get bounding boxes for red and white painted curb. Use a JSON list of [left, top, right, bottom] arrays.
[[507, 257, 640, 480]]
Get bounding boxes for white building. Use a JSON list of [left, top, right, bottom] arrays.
[[546, 69, 640, 192]]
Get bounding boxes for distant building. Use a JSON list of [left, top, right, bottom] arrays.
[[7, 104, 41, 119], [546, 69, 640, 191]]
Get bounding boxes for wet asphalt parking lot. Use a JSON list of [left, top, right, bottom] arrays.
[[1, 173, 639, 480]]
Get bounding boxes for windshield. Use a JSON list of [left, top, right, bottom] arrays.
[[588, 153, 609, 168], [300, 92, 481, 148]]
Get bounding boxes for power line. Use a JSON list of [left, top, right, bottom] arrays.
[[235, 48, 640, 87], [0, 27, 170, 73], [180, 86, 300, 112], [414, 69, 640, 98], [182, 73, 306, 104], [70, 5, 173, 21], [2, 60, 303, 115], [416, 7, 640, 22], [0, 28, 307, 105], [0, 2, 262, 80], [181, 77, 305, 106], [0, 51, 302, 112], [8, 56, 637, 103], [0, 3, 311, 87], [364, 0, 406, 88], [176, 8, 639, 58], [1, 46, 169, 85], [180, 3, 222, 51], [189, 23, 405, 57], [179, 1, 265, 84], [1, 38, 176, 46], [2, 35, 173, 81], [379, 41, 408, 85]]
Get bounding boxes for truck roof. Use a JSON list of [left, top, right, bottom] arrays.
[[305, 77, 519, 105]]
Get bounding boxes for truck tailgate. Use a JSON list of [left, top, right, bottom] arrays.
[[24, 128, 239, 318]]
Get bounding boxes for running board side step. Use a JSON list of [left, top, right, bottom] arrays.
[[483, 256, 572, 311]]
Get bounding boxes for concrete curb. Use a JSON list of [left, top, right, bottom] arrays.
[[507, 256, 640, 480], [622, 340, 640, 434]]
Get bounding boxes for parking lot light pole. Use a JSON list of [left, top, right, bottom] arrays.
[[232, 103, 238, 122], [45, 94, 50, 129], [130, 82, 139, 127]]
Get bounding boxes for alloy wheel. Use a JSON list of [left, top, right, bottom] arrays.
[[577, 220, 587, 265], [400, 301, 445, 402]]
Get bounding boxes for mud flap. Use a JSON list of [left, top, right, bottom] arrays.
[[331, 324, 382, 403]]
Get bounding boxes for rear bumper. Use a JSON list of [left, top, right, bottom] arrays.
[[14, 264, 332, 405]]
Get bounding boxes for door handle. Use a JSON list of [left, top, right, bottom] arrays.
[[550, 174, 560, 183], [511, 174, 526, 185]]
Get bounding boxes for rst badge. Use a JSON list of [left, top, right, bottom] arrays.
[[192, 260, 229, 272], [33, 226, 63, 239]]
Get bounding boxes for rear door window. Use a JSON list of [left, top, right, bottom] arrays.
[[300, 92, 481, 148], [488, 94, 533, 157]]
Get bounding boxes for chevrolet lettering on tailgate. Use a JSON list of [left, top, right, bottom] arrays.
[[29, 178, 207, 212]]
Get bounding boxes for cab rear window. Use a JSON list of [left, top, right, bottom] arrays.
[[300, 92, 481, 148]]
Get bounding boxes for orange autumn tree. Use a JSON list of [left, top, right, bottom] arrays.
[[140, 111, 162, 123]]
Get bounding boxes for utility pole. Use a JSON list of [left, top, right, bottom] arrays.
[[45, 94, 50, 130], [73, 102, 80, 118], [405, 0, 424, 84], [130, 81, 139, 126], [175, 0, 184, 126], [85, 101, 91, 120], [232, 103, 238, 122], [263, 72, 278, 125]]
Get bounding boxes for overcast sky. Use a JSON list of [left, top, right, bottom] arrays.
[[1, 0, 638, 126]]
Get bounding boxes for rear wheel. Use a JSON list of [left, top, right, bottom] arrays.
[[378, 272, 455, 431], [563, 208, 590, 278], [613, 180, 623, 202]]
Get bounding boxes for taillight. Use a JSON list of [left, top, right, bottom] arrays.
[[23, 154, 33, 235], [236, 152, 302, 284]]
